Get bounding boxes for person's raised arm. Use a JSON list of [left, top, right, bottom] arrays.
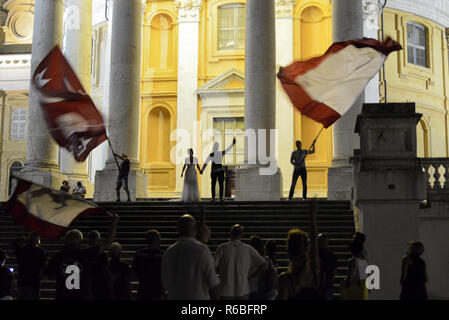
[[222, 137, 236, 156], [99, 213, 119, 253], [308, 142, 316, 155], [114, 153, 125, 161]]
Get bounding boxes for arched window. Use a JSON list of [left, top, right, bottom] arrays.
[[148, 107, 171, 162], [149, 14, 175, 70], [8, 161, 23, 196], [218, 3, 245, 50], [407, 22, 428, 67]]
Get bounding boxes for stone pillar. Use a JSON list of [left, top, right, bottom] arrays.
[[234, 0, 281, 201], [174, 0, 202, 196], [362, 0, 381, 104], [19, 0, 67, 189], [60, 0, 93, 196], [353, 103, 426, 299], [94, 0, 148, 201], [275, 0, 295, 198], [327, 0, 364, 200]]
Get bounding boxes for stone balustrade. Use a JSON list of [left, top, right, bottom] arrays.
[[420, 158, 449, 200]]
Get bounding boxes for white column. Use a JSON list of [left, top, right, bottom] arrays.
[[99, 0, 114, 171], [235, 0, 281, 201], [363, 0, 381, 104], [275, 0, 296, 198], [174, 0, 202, 195], [60, 0, 93, 194], [94, 0, 148, 201], [19, 0, 66, 189], [327, 0, 364, 200]]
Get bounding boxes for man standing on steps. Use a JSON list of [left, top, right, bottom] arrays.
[[200, 138, 236, 201], [114, 153, 131, 202], [288, 140, 315, 200]]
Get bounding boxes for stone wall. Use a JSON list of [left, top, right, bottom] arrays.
[[418, 202, 449, 299]]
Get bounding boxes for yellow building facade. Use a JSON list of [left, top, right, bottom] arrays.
[[1, 0, 449, 200], [141, 0, 334, 198]]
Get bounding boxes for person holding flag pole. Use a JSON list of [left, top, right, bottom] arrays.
[[278, 36, 402, 200], [288, 128, 322, 200]]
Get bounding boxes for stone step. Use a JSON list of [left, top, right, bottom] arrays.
[[0, 200, 355, 299]]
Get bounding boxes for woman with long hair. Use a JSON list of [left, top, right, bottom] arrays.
[[277, 201, 320, 300]]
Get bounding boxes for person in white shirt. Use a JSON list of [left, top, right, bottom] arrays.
[[161, 214, 220, 300], [215, 224, 268, 300], [72, 181, 86, 199]]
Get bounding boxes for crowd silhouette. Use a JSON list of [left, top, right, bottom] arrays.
[[0, 202, 429, 301]]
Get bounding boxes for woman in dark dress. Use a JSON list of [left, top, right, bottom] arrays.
[[400, 241, 428, 300]]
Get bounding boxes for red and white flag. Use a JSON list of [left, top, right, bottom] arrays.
[[32, 46, 107, 162], [5, 178, 105, 239], [277, 37, 402, 128]]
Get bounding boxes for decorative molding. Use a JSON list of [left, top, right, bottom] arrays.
[[197, 68, 244, 95], [3, 0, 34, 43], [174, 0, 202, 22], [0, 53, 30, 68], [387, 0, 449, 28], [275, 0, 296, 18], [363, 0, 383, 31]]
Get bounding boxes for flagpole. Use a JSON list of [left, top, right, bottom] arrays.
[[309, 126, 325, 150], [107, 136, 121, 172]]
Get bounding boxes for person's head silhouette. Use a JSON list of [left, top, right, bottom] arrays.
[[87, 230, 101, 246], [177, 214, 196, 237], [213, 142, 219, 153], [296, 140, 302, 150], [230, 224, 244, 240], [188, 148, 193, 156], [65, 229, 83, 249]]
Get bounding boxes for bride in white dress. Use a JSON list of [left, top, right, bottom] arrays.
[[181, 149, 202, 202]]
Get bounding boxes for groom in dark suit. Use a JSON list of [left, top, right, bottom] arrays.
[[200, 138, 236, 201]]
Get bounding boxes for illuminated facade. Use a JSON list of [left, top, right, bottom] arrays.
[[0, 0, 449, 200]]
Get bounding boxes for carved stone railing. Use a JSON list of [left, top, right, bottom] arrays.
[[420, 158, 449, 200]]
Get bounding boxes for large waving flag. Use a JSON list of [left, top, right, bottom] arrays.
[[5, 178, 105, 239], [32, 46, 107, 162], [277, 37, 402, 128]]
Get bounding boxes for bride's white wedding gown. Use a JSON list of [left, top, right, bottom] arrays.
[[181, 157, 200, 202]]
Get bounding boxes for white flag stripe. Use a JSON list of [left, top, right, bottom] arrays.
[[17, 184, 94, 227], [295, 45, 386, 116]]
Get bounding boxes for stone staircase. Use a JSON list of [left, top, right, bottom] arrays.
[[0, 200, 355, 299]]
